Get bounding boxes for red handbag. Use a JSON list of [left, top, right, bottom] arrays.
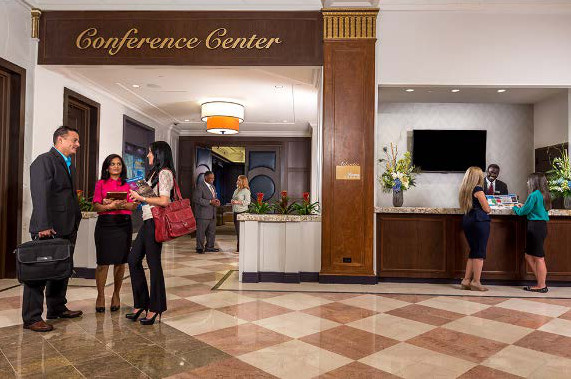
[[151, 172, 196, 243]]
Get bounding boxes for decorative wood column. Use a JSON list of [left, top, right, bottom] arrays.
[[320, 8, 378, 284]]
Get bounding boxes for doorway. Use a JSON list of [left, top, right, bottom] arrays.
[[63, 88, 100, 198], [0, 57, 26, 278]]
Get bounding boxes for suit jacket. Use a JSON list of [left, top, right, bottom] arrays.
[[29, 147, 82, 236], [192, 181, 217, 220], [484, 179, 509, 195]]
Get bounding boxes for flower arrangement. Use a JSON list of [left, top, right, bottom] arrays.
[[379, 143, 417, 193], [274, 190, 295, 214], [291, 192, 320, 215], [547, 149, 571, 198], [249, 192, 273, 214], [76, 190, 94, 212]]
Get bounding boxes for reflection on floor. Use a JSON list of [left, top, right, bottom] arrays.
[[0, 226, 570, 378]]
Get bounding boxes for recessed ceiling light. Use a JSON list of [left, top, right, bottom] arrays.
[[132, 84, 140, 88], [275, 85, 284, 89], [451, 89, 460, 93], [184, 119, 190, 122], [405, 89, 415, 92], [497, 89, 507, 93], [282, 120, 288, 123]]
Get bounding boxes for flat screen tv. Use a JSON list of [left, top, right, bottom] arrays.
[[412, 130, 487, 172]]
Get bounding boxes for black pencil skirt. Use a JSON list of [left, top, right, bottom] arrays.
[[526, 220, 547, 258], [462, 211, 490, 259], [94, 214, 132, 265]]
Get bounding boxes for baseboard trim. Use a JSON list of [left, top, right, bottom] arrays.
[[242, 271, 320, 283], [319, 275, 378, 285]]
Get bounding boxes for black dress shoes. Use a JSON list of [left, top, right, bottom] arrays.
[[205, 248, 220, 252], [46, 309, 83, 319], [24, 320, 53, 332], [196, 249, 205, 254]]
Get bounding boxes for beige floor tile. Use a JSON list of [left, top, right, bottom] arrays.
[[443, 316, 534, 344], [339, 295, 410, 313], [496, 298, 568, 318], [163, 267, 211, 276], [253, 312, 340, 338], [163, 309, 247, 336], [164, 277, 199, 288], [483, 345, 568, 377], [348, 313, 435, 341], [238, 339, 352, 379], [359, 342, 475, 378], [529, 357, 571, 379], [418, 296, 491, 315], [538, 318, 571, 337], [261, 293, 333, 311], [186, 292, 255, 308], [0, 309, 24, 328]]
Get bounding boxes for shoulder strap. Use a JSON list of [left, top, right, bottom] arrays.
[[157, 169, 182, 201]]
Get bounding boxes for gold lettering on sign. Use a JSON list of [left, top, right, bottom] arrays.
[[75, 27, 282, 56], [336, 163, 361, 180]]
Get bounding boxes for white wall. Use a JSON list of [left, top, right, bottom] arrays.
[[377, 103, 534, 208], [378, 11, 571, 86], [533, 92, 569, 149]]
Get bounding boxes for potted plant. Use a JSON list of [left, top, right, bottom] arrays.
[[274, 190, 295, 215], [292, 192, 320, 215], [249, 192, 273, 214], [547, 149, 571, 209], [77, 190, 96, 217], [379, 143, 417, 207]]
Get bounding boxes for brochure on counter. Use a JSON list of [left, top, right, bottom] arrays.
[[486, 194, 519, 208]]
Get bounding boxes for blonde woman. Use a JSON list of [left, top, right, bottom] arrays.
[[459, 166, 492, 291], [231, 175, 251, 253]]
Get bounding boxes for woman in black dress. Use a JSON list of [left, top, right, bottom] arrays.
[[459, 166, 492, 291], [92, 155, 138, 312]]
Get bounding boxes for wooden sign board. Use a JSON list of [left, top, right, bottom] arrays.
[[336, 165, 361, 180], [38, 11, 323, 66]]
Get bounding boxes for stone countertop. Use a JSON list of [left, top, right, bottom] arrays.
[[237, 213, 321, 222], [375, 206, 571, 217]]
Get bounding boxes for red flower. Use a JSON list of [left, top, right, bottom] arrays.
[[76, 190, 84, 198], [256, 192, 264, 205], [281, 190, 288, 199], [303, 192, 310, 204]]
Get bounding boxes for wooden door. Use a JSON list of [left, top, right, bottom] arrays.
[[246, 146, 281, 202], [0, 69, 10, 277]]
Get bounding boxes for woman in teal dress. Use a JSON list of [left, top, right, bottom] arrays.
[[513, 173, 551, 293]]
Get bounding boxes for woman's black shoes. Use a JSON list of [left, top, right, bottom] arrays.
[[110, 305, 120, 312], [95, 307, 105, 313], [125, 308, 146, 321], [523, 286, 549, 293], [140, 312, 162, 325]]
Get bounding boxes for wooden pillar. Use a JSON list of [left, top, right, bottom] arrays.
[[320, 8, 378, 284]]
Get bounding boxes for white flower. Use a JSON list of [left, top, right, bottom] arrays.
[[392, 172, 397, 179]]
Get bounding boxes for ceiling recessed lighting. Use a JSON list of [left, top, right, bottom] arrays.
[[184, 119, 190, 122], [451, 89, 460, 93], [405, 89, 415, 92], [282, 120, 288, 123], [132, 84, 140, 88], [497, 89, 507, 93], [275, 85, 284, 89]]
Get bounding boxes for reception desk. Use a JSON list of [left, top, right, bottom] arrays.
[[237, 213, 321, 283], [376, 207, 571, 282]]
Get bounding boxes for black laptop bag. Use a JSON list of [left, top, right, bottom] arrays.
[[14, 238, 73, 283]]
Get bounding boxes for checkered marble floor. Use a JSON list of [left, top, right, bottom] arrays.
[[0, 227, 570, 378]]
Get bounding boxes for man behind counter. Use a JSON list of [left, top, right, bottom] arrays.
[[484, 163, 508, 195]]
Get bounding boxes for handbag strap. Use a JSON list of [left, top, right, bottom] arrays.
[[157, 169, 182, 201]]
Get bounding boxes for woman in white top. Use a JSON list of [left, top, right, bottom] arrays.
[[127, 141, 174, 325], [231, 175, 251, 253]]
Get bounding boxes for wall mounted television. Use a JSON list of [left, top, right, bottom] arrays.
[[412, 130, 487, 172]]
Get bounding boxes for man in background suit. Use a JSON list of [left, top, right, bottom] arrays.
[[193, 171, 220, 254], [484, 163, 509, 195], [25, 126, 83, 332]]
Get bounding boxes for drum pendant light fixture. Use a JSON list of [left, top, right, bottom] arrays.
[[201, 101, 244, 135]]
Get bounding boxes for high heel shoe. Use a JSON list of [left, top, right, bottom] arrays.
[[470, 281, 489, 292], [139, 312, 162, 325], [95, 307, 105, 313], [110, 305, 120, 312], [125, 308, 146, 321], [460, 279, 471, 290]]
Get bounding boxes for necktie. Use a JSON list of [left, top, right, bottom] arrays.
[[208, 184, 216, 198], [488, 182, 494, 195]]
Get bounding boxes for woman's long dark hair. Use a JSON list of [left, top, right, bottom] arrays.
[[147, 141, 176, 191], [527, 172, 552, 211], [100, 154, 127, 185]]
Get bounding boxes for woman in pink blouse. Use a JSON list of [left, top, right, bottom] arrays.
[[92, 154, 138, 313]]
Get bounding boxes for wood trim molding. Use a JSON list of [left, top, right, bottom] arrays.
[[322, 8, 379, 40]]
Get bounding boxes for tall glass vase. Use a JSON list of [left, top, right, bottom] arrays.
[[392, 190, 404, 207]]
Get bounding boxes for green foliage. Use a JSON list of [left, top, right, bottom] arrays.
[[76, 190, 94, 212], [378, 143, 418, 193], [548, 149, 571, 199], [291, 192, 320, 215]]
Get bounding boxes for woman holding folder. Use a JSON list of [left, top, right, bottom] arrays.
[[92, 154, 138, 312]]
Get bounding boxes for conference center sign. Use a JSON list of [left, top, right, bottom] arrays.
[[37, 11, 323, 66]]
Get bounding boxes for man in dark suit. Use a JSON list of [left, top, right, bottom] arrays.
[[25, 126, 83, 332], [484, 163, 509, 195], [192, 171, 220, 254]]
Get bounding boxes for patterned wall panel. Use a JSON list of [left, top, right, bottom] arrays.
[[377, 103, 534, 208]]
